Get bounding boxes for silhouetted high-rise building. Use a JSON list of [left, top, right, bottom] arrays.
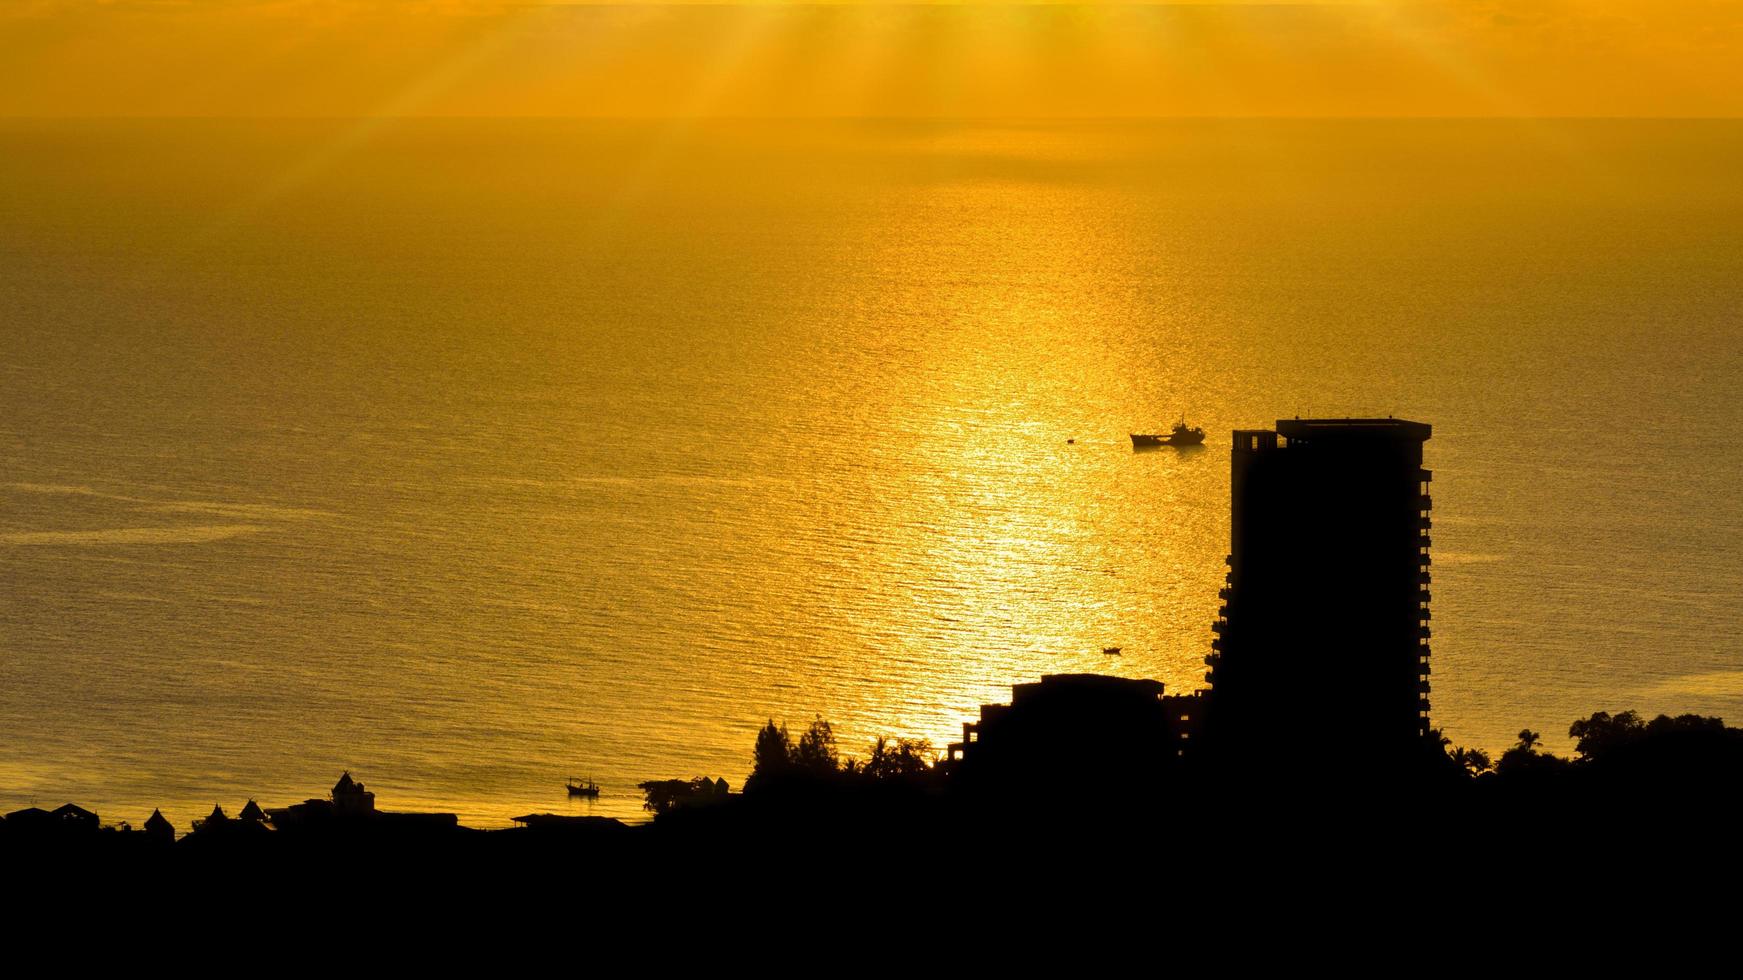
[[1205, 418, 1433, 767]]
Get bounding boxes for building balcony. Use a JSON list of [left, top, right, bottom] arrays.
[[1420, 494, 1433, 510], [1419, 516, 1432, 530], [1205, 671, 1216, 686], [1418, 553, 1431, 566], [1419, 469, 1432, 483], [1218, 588, 1232, 601], [1419, 589, 1432, 603], [1211, 620, 1226, 634], [1210, 637, 1223, 651], [1418, 571, 1432, 584], [1205, 652, 1220, 667], [1418, 661, 1431, 676], [1418, 625, 1431, 639], [1418, 679, 1432, 694], [1419, 607, 1431, 621], [1418, 699, 1432, 713], [1419, 535, 1431, 549]]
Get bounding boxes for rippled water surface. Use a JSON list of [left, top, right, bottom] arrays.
[[3, 119, 1742, 827]]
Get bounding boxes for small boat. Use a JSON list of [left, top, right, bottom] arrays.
[[1103, 646, 1122, 655], [566, 777, 600, 797]]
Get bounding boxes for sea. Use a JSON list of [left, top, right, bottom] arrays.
[[3, 118, 1741, 828]]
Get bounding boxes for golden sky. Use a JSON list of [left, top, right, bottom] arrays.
[[1, 1, 1739, 117]]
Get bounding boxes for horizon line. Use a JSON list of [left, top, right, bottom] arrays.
[[6, 113, 1743, 123]]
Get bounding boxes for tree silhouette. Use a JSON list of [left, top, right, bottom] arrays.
[[860, 736, 935, 781], [793, 716, 839, 774], [1569, 711, 1643, 761], [1450, 746, 1492, 776], [752, 719, 792, 782], [639, 777, 728, 815], [1567, 710, 1733, 768]]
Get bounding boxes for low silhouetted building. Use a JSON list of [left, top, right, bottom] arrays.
[[331, 772, 375, 816], [945, 674, 1201, 791], [192, 801, 276, 838], [266, 772, 456, 832], [52, 803, 99, 831], [194, 804, 229, 833], [143, 808, 175, 842], [510, 813, 630, 834], [3, 807, 54, 835], [2, 804, 100, 838]]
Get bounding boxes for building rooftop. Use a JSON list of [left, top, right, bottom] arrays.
[[1274, 417, 1431, 441]]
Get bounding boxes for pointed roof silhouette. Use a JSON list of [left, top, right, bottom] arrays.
[[334, 771, 359, 794], [239, 799, 265, 822], [144, 808, 173, 834], [52, 803, 97, 822], [205, 804, 228, 822]]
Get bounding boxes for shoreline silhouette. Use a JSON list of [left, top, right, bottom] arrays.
[[9, 420, 1742, 890], [7, 701, 1741, 897]]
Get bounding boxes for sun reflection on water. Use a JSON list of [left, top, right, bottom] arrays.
[[4, 119, 1743, 829]]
